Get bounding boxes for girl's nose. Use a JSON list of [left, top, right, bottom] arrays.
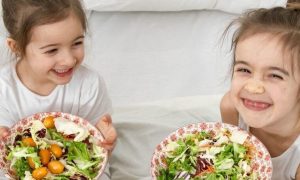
[[244, 79, 265, 94], [62, 50, 76, 66]]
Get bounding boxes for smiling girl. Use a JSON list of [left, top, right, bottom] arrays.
[[0, 0, 116, 179], [220, 2, 300, 179]]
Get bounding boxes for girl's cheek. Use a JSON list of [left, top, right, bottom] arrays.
[[231, 78, 243, 88], [76, 50, 85, 62]]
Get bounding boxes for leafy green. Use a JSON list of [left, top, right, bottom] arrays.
[[67, 141, 90, 161], [7, 146, 37, 160], [66, 141, 100, 178], [157, 129, 256, 180], [48, 128, 67, 145], [6, 118, 106, 180], [13, 158, 30, 179]]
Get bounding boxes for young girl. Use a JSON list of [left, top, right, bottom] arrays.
[[220, 2, 300, 180], [0, 0, 116, 179]]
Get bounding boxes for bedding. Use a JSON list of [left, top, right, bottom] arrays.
[[83, 0, 286, 14], [85, 10, 235, 106]]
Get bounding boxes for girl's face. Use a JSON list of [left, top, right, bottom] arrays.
[[230, 33, 300, 130], [16, 13, 85, 95]]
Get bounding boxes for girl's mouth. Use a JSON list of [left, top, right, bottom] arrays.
[[53, 68, 73, 77], [242, 98, 271, 111]]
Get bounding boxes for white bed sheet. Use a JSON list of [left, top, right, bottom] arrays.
[[110, 94, 222, 180], [84, 0, 286, 14], [85, 10, 236, 106]]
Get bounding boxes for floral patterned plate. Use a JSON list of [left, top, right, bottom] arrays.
[[151, 122, 272, 180], [0, 112, 108, 180]]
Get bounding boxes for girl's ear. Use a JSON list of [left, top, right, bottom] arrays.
[[6, 38, 19, 53]]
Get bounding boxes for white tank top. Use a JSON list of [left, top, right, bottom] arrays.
[[239, 118, 300, 180]]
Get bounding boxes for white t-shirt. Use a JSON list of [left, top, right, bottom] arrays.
[[0, 61, 112, 126], [0, 61, 113, 179]]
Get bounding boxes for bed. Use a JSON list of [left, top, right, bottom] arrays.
[[0, 0, 287, 179]]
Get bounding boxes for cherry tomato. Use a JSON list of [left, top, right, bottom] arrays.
[[39, 149, 51, 165], [43, 116, 55, 129], [50, 144, 63, 158], [32, 167, 48, 180], [22, 137, 36, 147], [27, 157, 36, 169], [48, 160, 64, 174]]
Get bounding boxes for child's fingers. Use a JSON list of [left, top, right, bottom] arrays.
[[96, 114, 114, 139], [101, 137, 116, 147], [97, 129, 117, 152], [100, 114, 112, 125], [100, 141, 114, 151], [0, 126, 10, 140], [99, 141, 115, 156], [95, 114, 116, 137], [2, 130, 9, 137], [95, 114, 117, 154]]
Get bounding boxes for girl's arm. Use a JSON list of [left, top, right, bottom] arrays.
[[296, 165, 300, 180], [220, 91, 239, 126]]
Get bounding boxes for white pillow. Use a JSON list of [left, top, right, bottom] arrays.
[[83, 0, 287, 14]]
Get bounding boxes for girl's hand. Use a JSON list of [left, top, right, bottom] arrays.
[[96, 114, 117, 154], [0, 126, 10, 141], [296, 165, 300, 180]]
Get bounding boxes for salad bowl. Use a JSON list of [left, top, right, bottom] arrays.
[[0, 112, 108, 180], [151, 122, 272, 180]]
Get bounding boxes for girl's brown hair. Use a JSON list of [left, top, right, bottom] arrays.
[[225, 4, 300, 74], [2, 0, 87, 58]]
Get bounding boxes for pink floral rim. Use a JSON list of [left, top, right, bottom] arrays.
[[150, 122, 272, 180], [0, 112, 108, 180]]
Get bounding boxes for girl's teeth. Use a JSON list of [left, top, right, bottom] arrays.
[[55, 69, 68, 73], [244, 99, 270, 109]]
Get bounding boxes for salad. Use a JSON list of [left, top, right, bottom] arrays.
[[1, 113, 107, 180], [151, 122, 272, 180]]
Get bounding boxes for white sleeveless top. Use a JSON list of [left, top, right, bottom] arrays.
[[239, 118, 300, 180]]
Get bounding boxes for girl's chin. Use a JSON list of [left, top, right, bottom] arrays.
[[241, 115, 271, 128], [55, 79, 72, 85], [55, 75, 73, 84]]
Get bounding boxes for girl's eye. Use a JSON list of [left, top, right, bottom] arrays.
[[73, 41, 83, 46], [45, 49, 58, 54], [235, 68, 251, 74], [270, 74, 283, 80]]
